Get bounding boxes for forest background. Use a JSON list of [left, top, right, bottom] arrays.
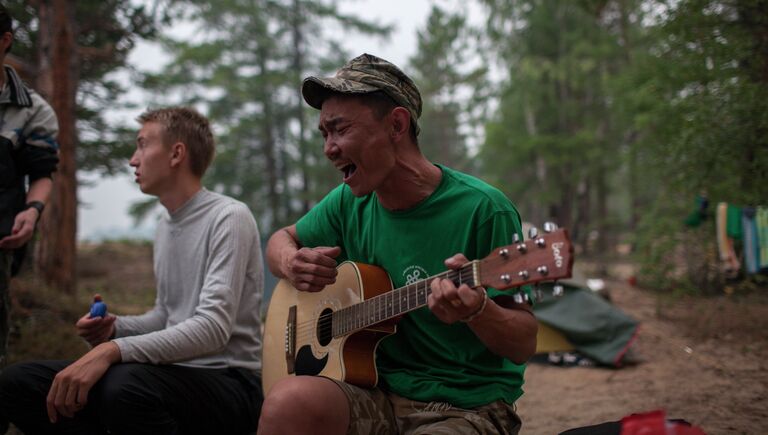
[[4, 0, 766, 337], [3, 2, 767, 433]]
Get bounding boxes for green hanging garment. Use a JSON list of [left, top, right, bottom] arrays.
[[757, 207, 768, 270]]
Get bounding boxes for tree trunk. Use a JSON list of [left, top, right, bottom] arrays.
[[33, 1, 53, 99], [35, 0, 78, 294], [594, 165, 610, 254], [523, 98, 546, 226], [257, 48, 281, 228], [618, 0, 640, 234], [292, 0, 309, 215], [575, 177, 591, 254]]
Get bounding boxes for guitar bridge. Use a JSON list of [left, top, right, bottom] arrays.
[[285, 305, 296, 374]]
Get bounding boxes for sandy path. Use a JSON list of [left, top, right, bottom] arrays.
[[516, 279, 768, 434]]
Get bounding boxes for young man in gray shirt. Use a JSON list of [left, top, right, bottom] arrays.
[[0, 107, 264, 434]]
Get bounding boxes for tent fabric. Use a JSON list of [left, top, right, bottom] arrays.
[[533, 283, 639, 367]]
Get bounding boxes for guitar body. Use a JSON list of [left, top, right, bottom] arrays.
[[262, 261, 396, 395]]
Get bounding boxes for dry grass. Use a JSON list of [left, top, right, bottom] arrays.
[[7, 241, 156, 364]]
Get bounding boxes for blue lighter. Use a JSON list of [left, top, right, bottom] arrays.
[[89, 294, 108, 318]]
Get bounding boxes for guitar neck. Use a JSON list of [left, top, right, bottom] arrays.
[[331, 262, 479, 337], [329, 227, 573, 338]]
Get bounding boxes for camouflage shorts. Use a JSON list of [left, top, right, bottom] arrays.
[[330, 379, 522, 435]]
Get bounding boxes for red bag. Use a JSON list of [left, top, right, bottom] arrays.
[[621, 410, 706, 435]]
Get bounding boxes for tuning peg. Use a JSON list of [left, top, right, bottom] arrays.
[[528, 227, 539, 239], [534, 284, 543, 302], [543, 222, 558, 233], [553, 282, 564, 297], [512, 233, 520, 244], [513, 293, 525, 304]]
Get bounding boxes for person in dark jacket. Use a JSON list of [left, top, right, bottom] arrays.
[[0, 3, 59, 370]]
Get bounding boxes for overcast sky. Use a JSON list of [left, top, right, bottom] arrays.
[[78, 0, 478, 240]]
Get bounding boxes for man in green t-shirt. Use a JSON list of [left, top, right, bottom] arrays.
[[258, 53, 537, 435]]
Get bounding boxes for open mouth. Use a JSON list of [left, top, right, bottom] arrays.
[[342, 164, 357, 181]]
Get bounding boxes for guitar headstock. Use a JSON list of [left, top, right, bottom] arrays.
[[479, 223, 573, 296]]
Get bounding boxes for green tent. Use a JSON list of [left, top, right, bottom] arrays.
[[533, 282, 639, 367]]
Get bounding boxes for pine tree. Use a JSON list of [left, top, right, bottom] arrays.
[[478, 0, 637, 251], [408, 5, 486, 172], [140, 0, 390, 234], [6, 0, 157, 293]]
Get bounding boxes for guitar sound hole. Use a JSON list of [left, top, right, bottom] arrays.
[[317, 308, 333, 346]]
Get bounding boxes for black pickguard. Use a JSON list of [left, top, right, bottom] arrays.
[[295, 345, 328, 376]]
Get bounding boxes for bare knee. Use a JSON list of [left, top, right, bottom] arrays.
[[258, 377, 349, 435]]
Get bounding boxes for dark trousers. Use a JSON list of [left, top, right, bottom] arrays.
[[0, 251, 10, 369], [0, 360, 263, 435], [0, 252, 9, 435]]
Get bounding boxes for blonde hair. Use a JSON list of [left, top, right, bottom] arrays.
[[137, 107, 215, 177]]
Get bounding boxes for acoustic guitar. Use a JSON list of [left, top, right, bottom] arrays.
[[262, 225, 573, 395]]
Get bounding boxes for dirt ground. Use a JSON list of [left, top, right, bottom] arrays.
[[517, 277, 768, 434]]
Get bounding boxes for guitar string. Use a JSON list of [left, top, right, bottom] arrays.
[[291, 248, 544, 342], [291, 252, 487, 337], [291, 268, 477, 341], [292, 270, 473, 341]]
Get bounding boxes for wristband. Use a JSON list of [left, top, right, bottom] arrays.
[[24, 201, 45, 221], [460, 287, 488, 323]]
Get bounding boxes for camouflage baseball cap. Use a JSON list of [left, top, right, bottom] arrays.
[[302, 53, 422, 135]]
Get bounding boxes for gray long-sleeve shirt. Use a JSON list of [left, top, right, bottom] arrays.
[[113, 189, 263, 372]]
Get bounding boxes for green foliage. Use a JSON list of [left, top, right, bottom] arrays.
[[626, 0, 768, 288], [478, 0, 635, 250], [632, 190, 699, 291], [408, 5, 486, 171], [6, 0, 161, 176], [475, 0, 766, 290], [128, 197, 160, 224], [7, 0, 764, 294], [629, 0, 767, 203], [137, 0, 391, 233]]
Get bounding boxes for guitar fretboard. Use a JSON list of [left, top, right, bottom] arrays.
[[331, 261, 479, 337]]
